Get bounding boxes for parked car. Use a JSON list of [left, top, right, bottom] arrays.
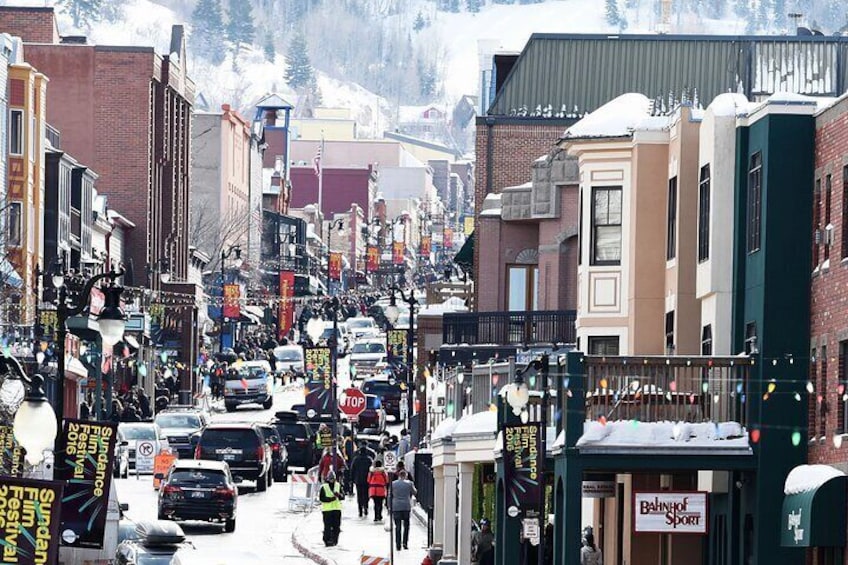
[[154, 407, 209, 459], [223, 360, 274, 412], [272, 345, 304, 377], [350, 338, 388, 379], [118, 422, 170, 473], [345, 317, 380, 340], [270, 411, 316, 470], [320, 322, 350, 356], [194, 423, 272, 492], [361, 376, 404, 420], [256, 423, 289, 482], [356, 394, 387, 433], [115, 520, 195, 565], [156, 459, 238, 533]]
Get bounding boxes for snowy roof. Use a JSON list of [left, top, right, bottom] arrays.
[[706, 93, 751, 118], [576, 420, 750, 452], [453, 411, 497, 438], [563, 93, 652, 140], [784, 464, 846, 495], [398, 105, 444, 123], [419, 296, 468, 316], [254, 93, 293, 110], [432, 417, 458, 441]]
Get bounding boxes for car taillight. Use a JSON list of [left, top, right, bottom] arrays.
[[213, 487, 234, 499], [163, 485, 182, 497], [272, 443, 281, 453], [194, 445, 201, 459]]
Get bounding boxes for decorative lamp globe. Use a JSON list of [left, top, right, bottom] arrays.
[[456, 372, 465, 384], [160, 271, 171, 284], [384, 304, 401, 325], [306, 316, 324, 343], [13, 375, 57, 466], [504, 375, 530, 416], [98, 285, 126, 347]]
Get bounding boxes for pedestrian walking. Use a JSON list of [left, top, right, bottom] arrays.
[[367, 460, 389, 522], [390, 469, 417, 551], [318, 448, 347, 483], [350, 445, 373, 517], [397, 429, 411, 460], [319, 471, 343, 547], [472, 518, 495, 565], [580, 533, 602, 565]]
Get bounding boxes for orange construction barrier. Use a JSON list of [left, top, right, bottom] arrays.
[[153, 452, 177, 489]]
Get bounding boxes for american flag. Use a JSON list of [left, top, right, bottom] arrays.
[[313, 142, 322, 177]]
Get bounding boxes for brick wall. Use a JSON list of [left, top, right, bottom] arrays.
[[809, 96, 848, 475], [0, 7, 58, 44]]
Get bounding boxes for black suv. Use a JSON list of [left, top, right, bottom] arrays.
[[361, 377, 404, 420], [194, 424, 272, 492], [154, 407, 209, 458], [256, 423, 289, 482], [270, 411, 316, 470], [156, 459, 238, 532]]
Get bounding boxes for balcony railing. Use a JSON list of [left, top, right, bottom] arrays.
[[442, 310, 576, 346], [582, 356, 751, 426]]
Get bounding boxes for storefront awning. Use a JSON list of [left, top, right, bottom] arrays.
[[781, 465, 847, 547], [241, 305, 264, 325], [454, 231, 474, 269]]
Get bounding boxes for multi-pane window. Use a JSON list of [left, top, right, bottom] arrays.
[[591, 187, 622, 265], [746, 152, 762, 253], [665, 311, 675, 354], [7, 202, 21, 247], [8, 109, 22, 155], [507, 265, 538, 312], [588, 336, 619, 355], [842, 166, 848, 258], [820, 345, 828, 439], [667, 177, 678, 260], [698, 165, 711, 262], [814, 178, 822, 267], [825, 174, 833, 261], [744, 322, 758, 355], [701, 325, 713, 356]]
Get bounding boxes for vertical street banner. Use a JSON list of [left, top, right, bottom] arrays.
[[328, 252, 343, 281], [444, 228, 454, 250], [464, 216, 475, 235], [222, 284, 240, 319], [387, 329, 409, 366], [0, 476, 63, 564], [278, 271, 295, 341], [304, 346, 333, 419], [392, 241, 405, 265], [55, 419, 118, 548], [0, 425, 24, 477], [366, 246, 380, 273], [420, 236, 432, 257], [502, 423, 542, 518]]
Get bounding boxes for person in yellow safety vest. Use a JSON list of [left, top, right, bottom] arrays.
[[319, 470, 344, 547]]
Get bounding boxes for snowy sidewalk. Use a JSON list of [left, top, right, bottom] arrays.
[[292, 492, 429, 565]]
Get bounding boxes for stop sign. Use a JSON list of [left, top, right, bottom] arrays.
[[339, 388, 367, 418]]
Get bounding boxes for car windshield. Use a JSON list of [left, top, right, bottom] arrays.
[[366, 396, 382, 409], [201, 429, 259, 448], [275, 423, 308, 440], [320, 328, 336, 340], [363, 382, 397, 396], [227, 367, 266, 380], [120, 426, 156, 440], [352, 342, 385, 354], [155, 414, 201, 429], [275, 349, 302, 361], [169, 469, 227, 487], [348, 319, 374, 328]]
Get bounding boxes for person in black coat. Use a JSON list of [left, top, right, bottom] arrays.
[[349, 446, 374, 517]]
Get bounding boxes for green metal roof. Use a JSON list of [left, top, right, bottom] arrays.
[[489, 33, 848, 117]]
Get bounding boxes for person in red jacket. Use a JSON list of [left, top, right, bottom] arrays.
[[367, 460, 389, 522]]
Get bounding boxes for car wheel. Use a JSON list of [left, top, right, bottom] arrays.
[[263, 398, 273, 410], [225, 404, 236, 412], [113, 466, 120, 479], [224, 518, 236, 533], [122, 466, 128, 479], [157, 510, 167, 521], [267, 469, 274, 488], [281, 465, 289, 482], [256, 473, 268, 492]]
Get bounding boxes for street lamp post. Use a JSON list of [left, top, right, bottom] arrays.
[[383, 286, 417, 432], [219, 245, 242, 353], [1, 354, 57, 467], [326, 219, 344, 295], [51, 258, 126, 427]]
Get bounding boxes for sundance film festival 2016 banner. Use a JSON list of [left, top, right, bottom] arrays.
[[420, 236, 432, 258], [278, 271, 295, 341], [222, 284, 240, 319], [56, 420, 118, 548], [366, 246, 380, 273], [387, 329, 409, 366], [0, 476, 63, 564], [304, 347, 333, 419], [444, 228, 454, 250], [392, 242, 405, 265], [329, 253, 343, 281], [0, 424, 24, 477], [503, 423, 542, 518]]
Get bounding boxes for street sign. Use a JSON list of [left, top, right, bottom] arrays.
[[522, 518, 541, 545], [339, 388, 367, 418], [136, 440, 155, 473], [383, 451, 397, 472]]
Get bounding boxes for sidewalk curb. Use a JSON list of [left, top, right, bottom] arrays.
[[412, 505, 428, 527], [291, 512, 337, 565]]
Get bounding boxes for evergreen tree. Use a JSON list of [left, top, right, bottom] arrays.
[[226, 0, 255, 53], [413, 11, 426, 31], [757, 0, 771, 30], [467, 0, 482, 12], [284, 33, 315, 90], [58, 0, 103, 29], [263, 32, 275, 63], [605, 0, 620, 26], [449, 0, 461, 12], [772, 0, 786, 30], [191, 0, 226, 65]]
